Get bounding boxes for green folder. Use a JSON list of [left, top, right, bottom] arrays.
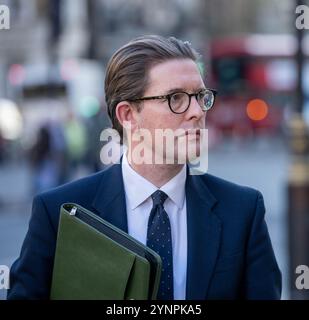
[[50, 203, 162, 300]]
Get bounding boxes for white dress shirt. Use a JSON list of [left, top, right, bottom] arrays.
[[122, 152, 188, 300]]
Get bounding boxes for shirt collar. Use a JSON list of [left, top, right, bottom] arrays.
[[160, 164, 186, 210], [122, 152, 186, 211]]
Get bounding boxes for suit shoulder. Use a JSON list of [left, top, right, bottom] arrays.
[[201, 173, 261, 199], [33, 165, 114, 227], [198, 173, 263, 217], [197, 173, 265, 230], [39, 170, 102, 202]]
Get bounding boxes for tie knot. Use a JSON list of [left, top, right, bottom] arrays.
[[151, 190, 168, 206]]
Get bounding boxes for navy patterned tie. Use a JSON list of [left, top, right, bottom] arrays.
[[147, 190, 174, 300]]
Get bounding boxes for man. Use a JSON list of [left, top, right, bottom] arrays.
[[8, 35, 281, 300]]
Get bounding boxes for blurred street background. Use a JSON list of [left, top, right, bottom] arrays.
[[0, 0, 308, 300]]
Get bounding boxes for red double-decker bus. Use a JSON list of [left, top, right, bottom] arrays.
[[206, 34, 305, 142]]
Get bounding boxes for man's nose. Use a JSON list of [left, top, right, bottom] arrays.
[[187, 96, 205, 119]]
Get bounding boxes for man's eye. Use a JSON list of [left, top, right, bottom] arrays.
[[171, 93, 183, 101]]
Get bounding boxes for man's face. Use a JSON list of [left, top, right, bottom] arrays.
[[131, 58, 207, 164]]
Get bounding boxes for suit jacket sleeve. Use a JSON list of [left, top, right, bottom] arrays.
[[244, 191, 282, 299], [7, 195, 57, 300]]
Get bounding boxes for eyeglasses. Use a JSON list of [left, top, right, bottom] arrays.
[[129, 88, 217, 114]]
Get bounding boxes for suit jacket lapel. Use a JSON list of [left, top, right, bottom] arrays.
[[91, 163, 128, 233], [91, 162, 222, 300], [185, 172, 222, 300]]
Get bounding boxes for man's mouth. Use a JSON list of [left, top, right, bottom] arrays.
[[185, 129, 201, 136], [173, 128, 202, 140]]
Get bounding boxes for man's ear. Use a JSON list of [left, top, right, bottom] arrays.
[[115, 101, 139, 131]]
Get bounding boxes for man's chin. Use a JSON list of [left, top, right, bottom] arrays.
[[171, 144, 201, 165], [186, 148, 201, 163]]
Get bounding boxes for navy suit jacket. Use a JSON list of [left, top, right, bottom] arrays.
[[7, 163, 281, 300]]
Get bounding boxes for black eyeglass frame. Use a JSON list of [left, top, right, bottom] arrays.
[[128, 88, 217, 114]]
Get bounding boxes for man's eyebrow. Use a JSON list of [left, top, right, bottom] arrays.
[[164, 87, 206, 95], [164, 88, 184, 95]]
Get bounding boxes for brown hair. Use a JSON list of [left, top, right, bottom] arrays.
[[104, 35, 201, 141]]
